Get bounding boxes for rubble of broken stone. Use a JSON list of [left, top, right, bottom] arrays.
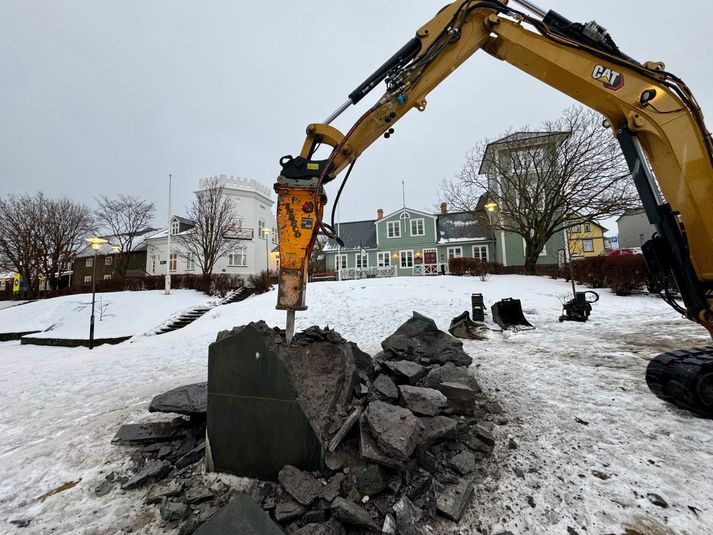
[[107, 311, 503, 534]]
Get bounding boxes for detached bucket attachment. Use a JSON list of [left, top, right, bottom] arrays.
[[491, 298, 534, 331], [449, 311, 489, 340]]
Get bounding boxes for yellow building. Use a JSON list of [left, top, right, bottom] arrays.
[[567, 220, 607, 257]]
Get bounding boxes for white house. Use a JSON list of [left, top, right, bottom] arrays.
[[145, 175, 278, 279]]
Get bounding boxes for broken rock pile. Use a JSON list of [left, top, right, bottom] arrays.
[[107, 311, 502, 534]]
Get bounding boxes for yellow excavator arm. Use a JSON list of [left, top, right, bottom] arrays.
[[274, 0, 713, 415]]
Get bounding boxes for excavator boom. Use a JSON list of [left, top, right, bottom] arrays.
[[274, 0, 713, 414]]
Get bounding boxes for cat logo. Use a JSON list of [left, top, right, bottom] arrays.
[[592, 64, 624, 91]]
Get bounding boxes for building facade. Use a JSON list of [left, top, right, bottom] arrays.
[[617, 208, 655, 249], [145, 175, 278, 279], [567, 220, 608, 258]]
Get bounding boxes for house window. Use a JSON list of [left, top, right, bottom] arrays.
[[447, 247, 463, 260], [584, 223, 591, 233], [186, 253, 195, 271], [258, 220, 265, 238], [583, 239, 594, 253], [104, 256, 112, 266], [272, 227, 278, 244], [169, 253, 177, 272], [335, 254, 348, 270], [103, 274, 112, 280], [150, 255, 157, 274], [410, 219, 425, 237], [83, 276, 92, 285], [85, 257, 93, 267], [171, 219, 180, 235], [399, 250, 414, 268], [377, 252, 391, 267], [473, 245, 489, 261], [228, 246, 247, 267], [355, 251, 368, 268], [387, 221, 401, 238], [571, 224, 581, 233]]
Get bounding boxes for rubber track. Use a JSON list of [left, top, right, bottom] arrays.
[[646, 347, 713, 418]]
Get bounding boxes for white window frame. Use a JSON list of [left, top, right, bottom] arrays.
[[186, 252, 195, 271], [103, 274, 112, 280], [228, 246, 247, 267], [171, 219, 180, 235], [258, 219, 265, 238], [583, 239, 594, 253], [169, 253, 177, 272], [472, 245, 489, 261], [387, 221, 401, 238], [399, 250, 414, 269], [85, 257, 93, 267], [335, 254, 348, 270], [272, 227, 278, 244], [410, 218, 425, 237], [377, 252, 391, 267], [83, 275, 92, 285], [355, 251, 368, 268], [571, 224, 581, 233], [104, 256, 112, 266], [447, 246, 463, 260]]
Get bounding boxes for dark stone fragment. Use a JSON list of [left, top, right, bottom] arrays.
[[399, 385, 448, 416], [302, 509, 328, 524], [359, 417, 404, 470], [422, 363, 480, 392], [474, 424, 495, 447], [325, 451, 347, 472], [437, 382, 476, 415], [436, 478, 474, 522], [381, 312, 472, 367], [382, 514, 397, 535], [392, 495, 422, 533], [149, 382, 207, 417], [186, 486, 214, 505], [508, 438, 518, 450], [364, 401, 421, 461], [294, 519, 347, 535], [193, 494, 283, 535], [567, 528, 580, 535], [175, 441, 205, 468], [468, 436, 494, 456], [485, 401, 503, 414], [160, 498, 189, 521], [354, 463, 387, 496], [451, 450, 476, 475], [575, 417, 589, 425], [278, 465, 323, 506], [121, 459, 171, 490], [9, 519, 31, 528], [351, 342, 375, 377], [331, 497, 379, 531], [527, 495, 536, 508], [327, 406, 363, 453], [372, 374, 398, 400], [275, 498, 307, 523], [94, 479, 113, 497], [647, 493, 669, 508], [322, 473, 345, 502], [418, 416, 457, 448], [354, 383, 369, 397], [380, 361, 427, 385], [145, 481, 183, 505], [112, 422, 186, 445], [403, 469, 433, 502]]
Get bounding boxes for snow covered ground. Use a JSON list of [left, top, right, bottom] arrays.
[[0, 290, 212, 339], [0, 275, 712, 534]]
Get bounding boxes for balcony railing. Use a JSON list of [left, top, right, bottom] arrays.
[[338, 266, 397, 280]]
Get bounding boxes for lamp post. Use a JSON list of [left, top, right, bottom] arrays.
[[85, 237, 108, 349], [165, 173, 172, 295], [111, 245, 120, 277], [263, 227, 271, 273], [484, 202, 498, 264]]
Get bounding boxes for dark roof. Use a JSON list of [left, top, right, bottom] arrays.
[[173, 215, 196, 226], [437, 212, 494, 242], [325, 220, 377, 251]]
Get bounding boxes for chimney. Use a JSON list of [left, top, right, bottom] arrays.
[[440, 202, 448, 215], [377, 208, 384, 220]]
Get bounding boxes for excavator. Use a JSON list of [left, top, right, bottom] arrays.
[[273, 0, 713, 417]]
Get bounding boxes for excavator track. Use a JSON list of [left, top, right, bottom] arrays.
[[646, 347, 713, 418]]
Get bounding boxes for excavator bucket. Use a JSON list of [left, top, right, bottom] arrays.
[[491, 298, 534, 331], [448, 311, 490, 340]]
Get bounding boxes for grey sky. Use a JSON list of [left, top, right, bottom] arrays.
[[1, 1, 711, 228]]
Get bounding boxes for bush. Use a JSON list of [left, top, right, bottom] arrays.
[[568, 255, 648, 295], [248, 270, 276, 295], [448, 258, 501, 279]]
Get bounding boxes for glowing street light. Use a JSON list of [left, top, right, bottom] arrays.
[[85, 237, 108, 349]]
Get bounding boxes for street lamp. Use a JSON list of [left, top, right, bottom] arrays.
[[111, 245, 120, 277], [263, 227, 271, 273], [85, 236, 108, 349], [165, 173, 172, 295]]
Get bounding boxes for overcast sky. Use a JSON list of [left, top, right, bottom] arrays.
[[2, 1, 711, 231]]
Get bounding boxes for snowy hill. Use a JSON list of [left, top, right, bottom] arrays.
[[0, 290, 212, 339], [0, 276, 712, 534]]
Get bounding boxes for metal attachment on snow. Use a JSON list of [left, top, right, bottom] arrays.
[[558, 291, 599, 323]]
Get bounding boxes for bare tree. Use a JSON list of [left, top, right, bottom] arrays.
[[179, 177, 236, 278], [38, 198, 93, 293], [0, 193, 46, 297], [94, 194, 155, 277], [439, 106, 638, 273]]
